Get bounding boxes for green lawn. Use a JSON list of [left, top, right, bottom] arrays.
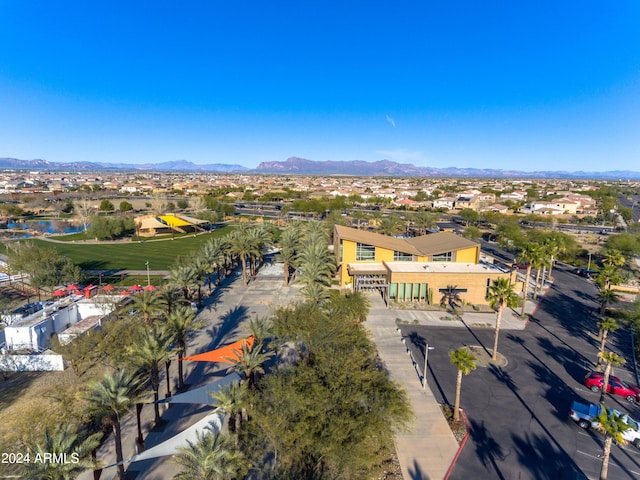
[[25, 226, 233, 271]]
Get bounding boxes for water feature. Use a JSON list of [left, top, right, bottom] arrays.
[[3, 220, 85, 235]]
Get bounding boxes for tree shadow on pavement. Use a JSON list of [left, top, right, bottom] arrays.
[[468, 419, 507, 480], [408, 459, 430, 480], [511, 432, 583, 480]]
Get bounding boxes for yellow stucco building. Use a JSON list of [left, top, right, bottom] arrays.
[[334, 225, 512, 306]]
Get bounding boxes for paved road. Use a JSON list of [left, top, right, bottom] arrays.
[[400, 264, 640, 480]]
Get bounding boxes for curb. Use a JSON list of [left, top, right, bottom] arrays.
[[443, 408, 471, 480]]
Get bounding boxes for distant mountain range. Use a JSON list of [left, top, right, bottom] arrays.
[[1, 156, 639, 179]]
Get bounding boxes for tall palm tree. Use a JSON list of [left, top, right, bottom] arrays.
[[173, 429, 246, 480], [131, 290, 163, 325], [517, 243, 541, 316], [159, 286, 182, 316], [595, 265, 623, 291], [245, 315, 272, 345], [78, 369, 143, 480], [488, 278, 519, 361], [210, 381, 248, 435], [599, 351, 626, 404], [543, 233, 566, 282], [413, 211, 437, 236], [200, 239, 224, 292], [169, 262, 200, 302], [279, 227, 301, 286], [165, 306, 205, 390], [377, 215, 403, 236], [328, 290, 371, 323], [229, 226, 259, 286], [127, 326, 173, 427], [22, 423, 102, 480], [228, 341, 274, 389], [594, 407, 628, 480], [247, 224, 273, 276], [602, 249, 625, 268], [300, 282, 331, 305], [449, 347, 477, 422], [597, 318, 619, 369], [597, 289, 619, 316]]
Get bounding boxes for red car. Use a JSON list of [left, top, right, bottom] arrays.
[[585, 371, 640, 403]]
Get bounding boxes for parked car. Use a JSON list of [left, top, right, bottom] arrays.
[[569, 400, 640, 448], [575, 268, 598, 278], [512, 263, 529, 270], [585, 371, 640, 403]]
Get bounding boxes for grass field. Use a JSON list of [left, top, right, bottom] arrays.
[[23, 225, 233, 271]]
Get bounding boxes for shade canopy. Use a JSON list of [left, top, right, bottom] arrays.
[[157, 373, 242, 405], [182, 337, 255, 364], [105, 411, 223, 468], [65, 284, 81, 291], [129, 285, 143, 291], [102, 284, 115, 291], [145, 285, 158, 291], [52, 289, 66, 297]]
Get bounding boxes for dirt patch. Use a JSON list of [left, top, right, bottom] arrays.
[[467, 345, 508, 368], [440, 404, 468, 444]]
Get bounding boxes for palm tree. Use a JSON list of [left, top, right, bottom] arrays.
[[377, 215, 403, 236], [159, 286, 182, 316], [301, 282, 331, 305], [543, 233, 566, 282], [517, 243, 541, 316], [229, 226, 259, 286], [127, 326, 173, 427], [165, 306, 205, 390], [245, 315, 272, 345], [173, 429, 246, 480], [597, 289, 619, 316], [131, 290, 163, 325], [169, 262, 200, 302], [599, 351, 626, 404], [413, 211, 437, 236], [22, 423, 101, 480], [228, 341, 274, 389], [247, 224, 273, 276], [279, 227, 300, 286], [328, 290, 371, 323], [200, 239, 224, 292], [595, 265, 623, 291], [597, 318, 619, 369], [449, 347, 477, 421], [210, 381, 248, 435], [78, 369, 143, 480], [602, 249, 625, 268], [439, 285, 463, 311], [488, 278, 519, 361], [594, 407, 628, 480]]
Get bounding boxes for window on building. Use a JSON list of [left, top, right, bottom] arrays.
[[432, 251, 453, 262], [356, 243, 376, 261], [393, 251, 413, 261]]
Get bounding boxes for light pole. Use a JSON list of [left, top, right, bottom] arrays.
[[587, 252, 592, 271], [145, 261, 150, 287], [423, 343, 436, 390]]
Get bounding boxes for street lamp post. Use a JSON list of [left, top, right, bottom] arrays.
[[145, 261, 150, 287], [423, 343, 436, 390], [587, 253, 592, 271]]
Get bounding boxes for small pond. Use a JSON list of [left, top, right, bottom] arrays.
[[3, 220, 85, 235]]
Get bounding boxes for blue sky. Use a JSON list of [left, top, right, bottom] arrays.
[[1, 1, 639, 171]]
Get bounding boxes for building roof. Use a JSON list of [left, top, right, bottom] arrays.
[[334, 225, 478, 257]]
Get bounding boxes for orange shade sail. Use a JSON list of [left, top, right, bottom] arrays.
[[181, 336, 255, 364]]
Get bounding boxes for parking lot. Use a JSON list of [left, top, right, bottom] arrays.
[[400, 264, 640, 479]]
